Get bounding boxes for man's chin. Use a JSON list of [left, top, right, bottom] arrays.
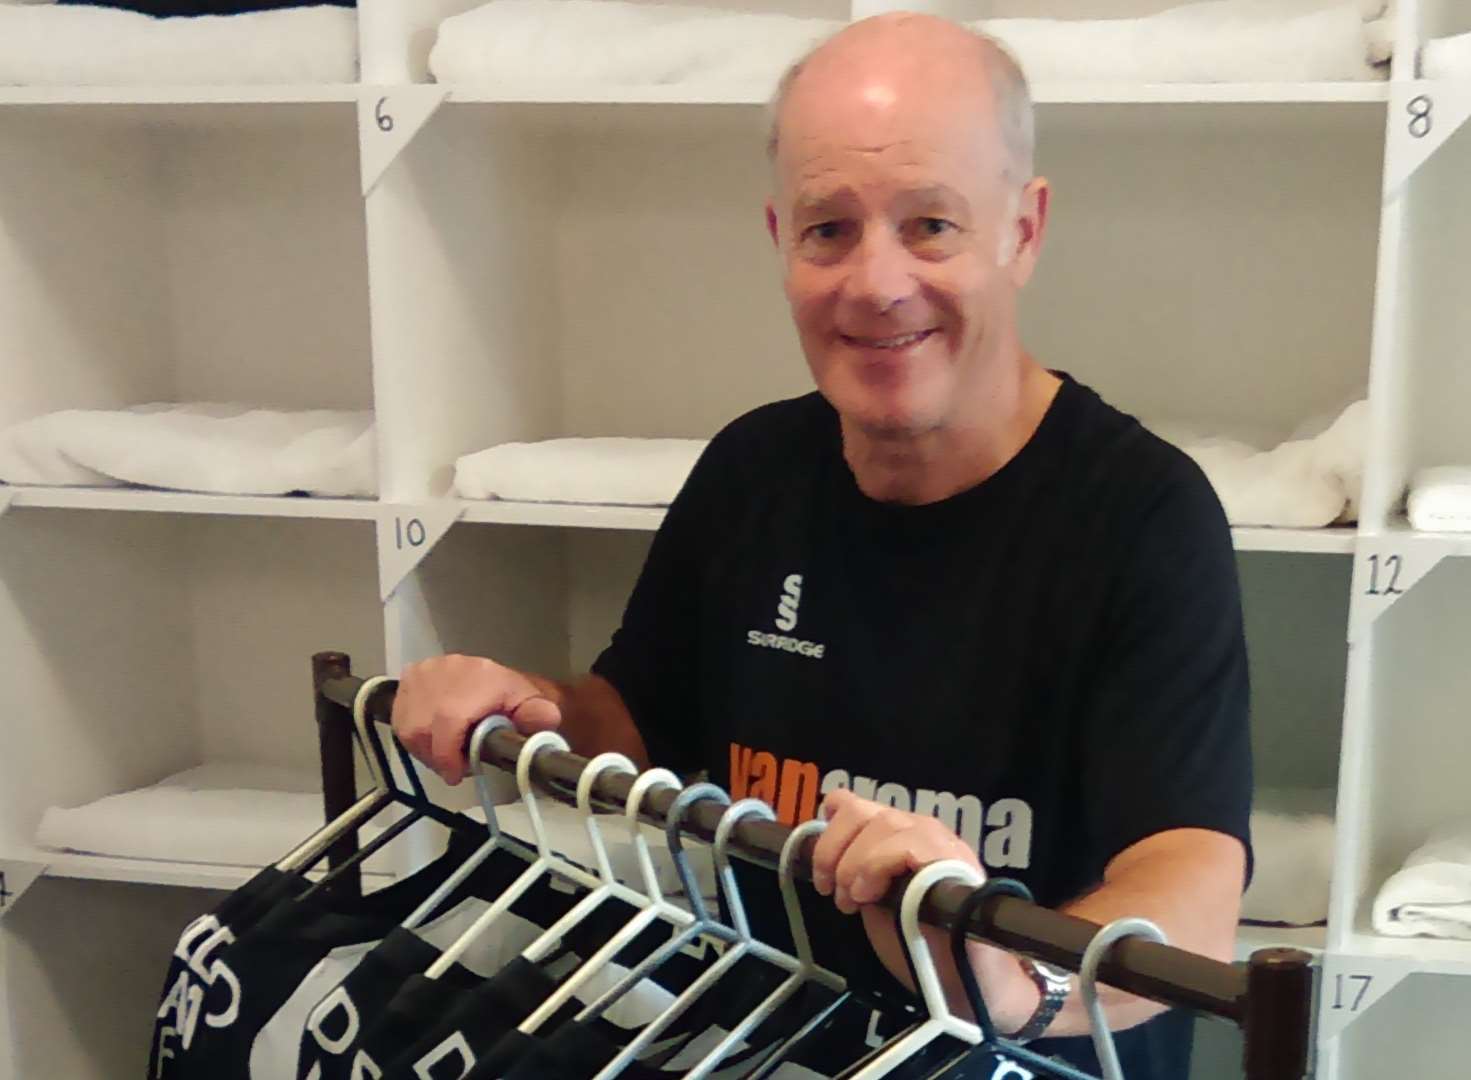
[[815, 378, 943, 438], [842, 397, 941, 440]]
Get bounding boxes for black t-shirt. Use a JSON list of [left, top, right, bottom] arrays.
[[295, 926, 442, 1080], [177, 829, 507, 1079], [292, 841, 603, 1080], [377, 958, 563, 1078], [354, 904, 727, 1078], [592, 378, 1253, 1078], [151, 866, 306, 1079]]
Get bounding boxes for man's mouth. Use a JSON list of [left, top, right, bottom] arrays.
[[841, 329, 938, 350]]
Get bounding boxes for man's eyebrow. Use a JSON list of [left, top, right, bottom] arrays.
[[897, 184, 968, 207], [793, 186, 860, 216]]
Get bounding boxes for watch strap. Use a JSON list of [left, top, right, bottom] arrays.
[[1008, 958, 1071, 1044]]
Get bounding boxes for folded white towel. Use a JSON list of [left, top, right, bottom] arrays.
[[1373, 819, 1471, 940], [430, 0, 1385, 89], [35, 761, 339, 868], [430, 0, 841, 86], [0, 403, 378, 498], [978, 0, 1385, 84], [1240, 788, 1336, 927], [1145, 399, 1366, 528], [1423, 30, 1471, 80], [1407, 466, 1471, 533], [454, 436, 705, 507], [0, 5, 357, 86]]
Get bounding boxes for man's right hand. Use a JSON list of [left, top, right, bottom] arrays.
[[391, 654, 564, 786]]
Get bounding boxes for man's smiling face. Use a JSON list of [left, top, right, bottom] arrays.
[[767, 19, 1037, 440]]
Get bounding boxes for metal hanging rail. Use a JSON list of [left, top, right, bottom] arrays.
[[311, 651, 1313, 1080]]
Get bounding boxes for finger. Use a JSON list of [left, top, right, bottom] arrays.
[[838, 814, 983, 910], [832, 815, 913, 913], [429, 709, 473, 787], [810, 790, 881, 898], [510, 694, 563, 734], [389, 678, 425, 759]]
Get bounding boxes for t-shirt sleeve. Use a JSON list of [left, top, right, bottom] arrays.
[[1079, 458, 1254, 887], [590, 436, 729, 776]]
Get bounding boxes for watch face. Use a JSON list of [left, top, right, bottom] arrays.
[[1034, 961, 1074, 991]]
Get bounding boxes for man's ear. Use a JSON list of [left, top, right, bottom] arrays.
[[1007, 177, 1050, 286], [765, 201, 780, 249]]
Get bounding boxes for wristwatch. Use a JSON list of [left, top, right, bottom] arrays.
[[1007, 957, 1072, 1044]]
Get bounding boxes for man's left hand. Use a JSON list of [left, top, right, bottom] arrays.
[[811, 788, 1039, 1031]]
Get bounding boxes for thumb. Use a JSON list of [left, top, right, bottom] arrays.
[[510, 694, 563, 734]]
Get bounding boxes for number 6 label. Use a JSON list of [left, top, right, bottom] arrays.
[[358, 87, 449, 197]]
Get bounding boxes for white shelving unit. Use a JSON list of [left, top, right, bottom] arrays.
[[1, 0, 1467, 1076]]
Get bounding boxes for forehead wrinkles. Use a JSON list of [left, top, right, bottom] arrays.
[[790, 136, 931, 190]]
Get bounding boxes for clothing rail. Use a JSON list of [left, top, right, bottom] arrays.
[[310, 651, 1313, 1080]]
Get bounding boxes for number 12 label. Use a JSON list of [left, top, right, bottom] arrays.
[[1348, 540, 1453, 643]]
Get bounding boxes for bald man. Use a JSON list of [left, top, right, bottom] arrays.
[[394, 14, 1252, 1077]]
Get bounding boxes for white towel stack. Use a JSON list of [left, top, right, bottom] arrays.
[[1373, 820, 1471, 940], [0, 4, 357, 86], [35, 762, 342, 868], [1145, 398, 1367, 529], [1407, 466, 1471, 532], [0, 403, 378, 498], [1423, 30, 1471, 81], [1240, 787, 1337, 927], [429, 0, 1388, 87], [431, 0, 839, 87], [454, 437, 706, 507], [980, 0, 1387, 85]]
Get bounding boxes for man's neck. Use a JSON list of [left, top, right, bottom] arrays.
[[841, 359, 1063, 506]]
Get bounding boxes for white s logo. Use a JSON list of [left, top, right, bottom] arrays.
[[775, 574, 803, 632]]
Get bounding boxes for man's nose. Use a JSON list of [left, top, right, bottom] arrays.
[[846, 227, 916, 313]]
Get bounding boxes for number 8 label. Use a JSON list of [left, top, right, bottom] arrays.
[[1408, 94, 1433, 139]]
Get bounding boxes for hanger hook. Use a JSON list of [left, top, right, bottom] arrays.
[[778, 818, 828, 968], [664, 782, 731, 925], [1079, 917, 1169, 1080], [900, 859, 987, 1026], [947, 878, 1035, 1043], [713, 798, 777, 941], [468, 715, 515, 843], [351, 675, 394, 789], [576, 752, 638, 884], [624, 768, 682, 902], [515, 729, 572, 860]]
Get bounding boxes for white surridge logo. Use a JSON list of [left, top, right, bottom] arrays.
[[747, 572, 826, 659], [775, 573, 802, 631]]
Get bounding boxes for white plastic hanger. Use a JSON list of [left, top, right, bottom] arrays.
[[589, 794, 777, 1080], [678, 816, 846, 1080], [516, 751, 640, 962], [397, 715, 536, 930], [515, 765, 694, 1035], [1078, 917, 1168, 1080], [275, 675, 396, 875], [842, 859, 988, 1080], [424, 729, 602, 978]]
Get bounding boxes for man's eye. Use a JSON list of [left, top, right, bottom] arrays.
[[916, 218, 955, 237], [803, 221, 845, 242]]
